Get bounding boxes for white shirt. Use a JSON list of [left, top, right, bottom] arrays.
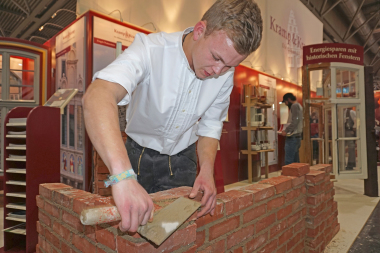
[[93, 27, 234, 155]]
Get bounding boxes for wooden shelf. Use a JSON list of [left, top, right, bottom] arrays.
[[6, 193, 26, 198], [6, 147, 26, 150], [6, 123, 26, 127], [241, 126, 273, 131], [6, 181, 26, 186], [241, 149, 275, 155], [6, 169, 26, 174], [6, 203, 26, 210], [6, 158, 26, 162], [6, 135, 26, 139]]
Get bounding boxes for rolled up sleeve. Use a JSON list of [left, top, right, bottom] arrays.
[[196, 74, 234, 140], [92, 34, 150, 105]]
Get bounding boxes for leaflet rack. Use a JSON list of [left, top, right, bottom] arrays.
[[3, 106, 60, 252]]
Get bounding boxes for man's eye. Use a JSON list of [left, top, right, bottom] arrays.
[[212, 55, 219, 61]]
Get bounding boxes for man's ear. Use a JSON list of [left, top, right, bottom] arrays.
[[193, 21, 207, 41]]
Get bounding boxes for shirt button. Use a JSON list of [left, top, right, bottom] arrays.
[[182, 110, 185, 112], [176, 126, 179, 129], [189, 90, 192, 94]]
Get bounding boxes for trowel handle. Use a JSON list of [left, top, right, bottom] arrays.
[[80, 206, 121, 225]]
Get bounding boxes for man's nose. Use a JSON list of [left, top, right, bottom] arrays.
[[212, 64, 226, 75]]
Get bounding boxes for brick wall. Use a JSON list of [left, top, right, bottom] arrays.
[[36, 163, 339, 253]]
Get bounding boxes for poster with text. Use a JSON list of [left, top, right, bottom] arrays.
[[55, 17, 86, 190]]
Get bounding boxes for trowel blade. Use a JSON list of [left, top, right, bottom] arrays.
[[137, 197, 201, 245]]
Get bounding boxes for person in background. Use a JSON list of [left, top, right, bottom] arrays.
[[83, 0, 263, 233], [281, 93, 303, 165], [344, 107, 356, 170], [310, 111, 319, 163]]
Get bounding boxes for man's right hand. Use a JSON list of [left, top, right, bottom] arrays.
[[111, 178, 154, 232]]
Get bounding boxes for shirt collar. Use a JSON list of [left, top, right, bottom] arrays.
[[179, 27, 195, 75]]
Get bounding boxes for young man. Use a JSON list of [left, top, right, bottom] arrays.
[[83, 0, 263, 233], [281, 93, 303, 165]]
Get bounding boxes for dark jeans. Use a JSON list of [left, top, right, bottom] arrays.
[[285, 136, 301, 165], [345, 129, 356, 169], [125, 137, 197, 193]]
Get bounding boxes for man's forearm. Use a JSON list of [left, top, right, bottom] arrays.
[[197, 136, 219, 174], [83, 79, 131, 175]]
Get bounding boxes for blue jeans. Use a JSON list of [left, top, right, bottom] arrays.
[[285, 136, 301, 165]]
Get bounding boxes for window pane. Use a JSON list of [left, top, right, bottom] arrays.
[[325, 109, 333, 165], [337, 105, 358, 138], [69, 105, 75, 147], [336, 69, 358, 98], [9, 56, 35, 101], [337, 140, 360, 173], [62, 107, 67, 146], [77, 105, 83, 150]]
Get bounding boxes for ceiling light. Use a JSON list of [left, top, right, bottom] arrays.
[[39, 23, 64, 32], [51, 9, 76, 19]]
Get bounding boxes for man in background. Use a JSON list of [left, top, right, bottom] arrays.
[[281, 93, 303, 165]]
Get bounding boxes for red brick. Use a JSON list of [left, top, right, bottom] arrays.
[[270, 220, 288, 238], [150, 186, 192, 202], [277, 205, 292, 220], [278, 229, 292, 246], [217, 190, 253, 215], [232, 247, 244, 253], [97, 247, 108, 253], [73, 194, 104, 215], [36, 244, 42, 253], [38, 235, 47, 252], [117, 223, 197, 253], [307, 184, 324, 195], [52, 221, 71, 242], [286, 188, 301, 202], [306, 171, 326, 184], [282, 163, 310, 177], [288, 210, 302, 226], [209, 216, 240, 241], [36, 196, 44, 209], [258, 240, 278, 253], [39, 183, 72, 200], [197, 239, 225, 253], [44, 201, 60, 219], [37, 221, 45, 236], [62, 210, 83, 232], [307, 233, 324, 248], [61, 241, 75, 253], [39, 211, 51, 227], [243, 204, 266, 223], [260, 176, 292, 194], [184, 245, 197, 253], [53, 188, 91, 208], [196, 230, 206, 247], [246, 232, 268, 252], [294, 219, 304, 232], [196, 201, 224, 227], [291, 241, 304, 253], [256, 214, 276, 233], [307, 226, 319, 237], [307, 194, 324, 206], [277, 245, 287, 253], [267, 196, 285, 211], [309, 202, 326, 217], [240, 184, 275, 202], [287, 231, 302, 250], [72, 234, 97, 253], [45, 229, 60, 249], [96, 226, 116, 250], [227, 224, 255, 249], [98, 188, 112, 196], [94, 196, 115, 206], [290, 176, 305, 188], [85, 225, 96, 242]]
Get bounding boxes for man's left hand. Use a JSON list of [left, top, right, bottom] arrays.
[[189, 168, 217, 218]]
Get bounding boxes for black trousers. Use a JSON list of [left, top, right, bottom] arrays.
[[125, 136, 197, 193]]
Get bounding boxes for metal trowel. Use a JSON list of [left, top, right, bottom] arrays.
[[80, 197, 201, 245]]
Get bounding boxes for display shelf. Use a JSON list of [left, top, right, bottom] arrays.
[[242, 103, 272, 108], [6, 193, 26, 198], [6, 217, 26, 223], [241, 149, 275, 155], [3, 106, 60, 253], [241, 126, 273, 131], [6, 169, 26, 174], [6, 203, 26, 210], [5, 135, 26, 139], [6, 181, 26, 186]]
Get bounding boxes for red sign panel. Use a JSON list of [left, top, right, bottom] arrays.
[[303, 43, 363, 66], [56, 46, 71, 59]]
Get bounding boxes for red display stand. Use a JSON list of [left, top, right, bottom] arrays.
[[2, 106, 60, 253]]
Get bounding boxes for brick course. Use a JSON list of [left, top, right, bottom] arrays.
[[36, 163, 339, 252]]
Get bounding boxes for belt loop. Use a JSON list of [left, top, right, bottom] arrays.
[[169, 156, 173, 176], [138, 147, 146, 175]]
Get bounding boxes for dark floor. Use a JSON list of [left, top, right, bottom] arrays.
[[348, 200, 380, 253]]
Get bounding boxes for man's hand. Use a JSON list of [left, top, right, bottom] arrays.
[[189, 167, 217, 218], [112, 179, 154, 232], [281, 130, 287, 136]]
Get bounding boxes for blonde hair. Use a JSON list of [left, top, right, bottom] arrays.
[[201, 0, 263, 56]]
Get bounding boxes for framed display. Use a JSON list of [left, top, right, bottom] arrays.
[[44, 88, 78, 114]]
